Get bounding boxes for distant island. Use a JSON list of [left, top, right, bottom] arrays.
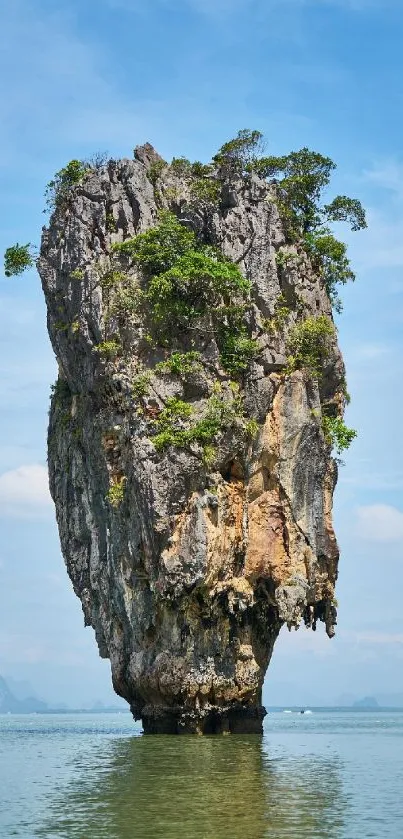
[[352, 696, 379, 709], [0, 674, 48, 713], [0, 675, 127, 714]]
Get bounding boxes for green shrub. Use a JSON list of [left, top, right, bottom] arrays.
[[287, 315, 335, 378], [70, 268, 84, 281], [164, 186, 180, 203], [99, 269, 127, 290], [244, 418, 259, 439], [217, 332, 259, 376], [50, 378, 71, 402], [146, 250, 250, 328], [4, 243, 35, 277], [170, 157, 192, 177], [275, 248, 297, 269], [148, 159, 167, 186], [153, 397, 194, 450], [106, 476, 126, 508], [113, 210, 196, 275], [264, 294, 290, 335], [156, 351, 201, 376], [152, 391, 256, 461], [190, 178, 221, 206], [202, 445, 216, 468], [191, 161, 212, 177], [95, 340, 121, 359], [45, 159, 91, 212], [106, 211, 117, 232], [111, 284, 144, 317], [322, 414, 357, 455], [132, 372, 151, 398]]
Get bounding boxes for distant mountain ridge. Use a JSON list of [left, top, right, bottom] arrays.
[[0, 675, 48, 713]]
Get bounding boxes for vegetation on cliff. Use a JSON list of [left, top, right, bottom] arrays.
[[4, 243, 35, 276], [4, 129, 364, 461]]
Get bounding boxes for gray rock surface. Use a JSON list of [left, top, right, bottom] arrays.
[[39, 146, 344, 733]]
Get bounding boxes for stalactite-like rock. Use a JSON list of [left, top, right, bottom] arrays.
[[39, 146, 344, 733]]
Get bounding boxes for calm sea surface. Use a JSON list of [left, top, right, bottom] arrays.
[[0, 709, 402, 838]]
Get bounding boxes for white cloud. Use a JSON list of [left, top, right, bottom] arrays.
[[356, 504, 403, 542], [355, 631, 403, 645], [342, 472, 403, 492], [0, 464, 52, 518], [348, 158, 403, 272], [0, 629, 99, 667], [364, 159, 403, 199], [350, 342, 390, 361]]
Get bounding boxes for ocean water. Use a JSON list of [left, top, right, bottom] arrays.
[[0, 710, 402, 838]]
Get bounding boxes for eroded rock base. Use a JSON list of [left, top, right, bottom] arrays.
[[139, 705, 267, 735]]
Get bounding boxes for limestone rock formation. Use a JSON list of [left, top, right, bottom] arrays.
[[39, 145, 345, 733]]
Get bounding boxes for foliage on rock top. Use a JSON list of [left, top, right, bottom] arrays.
[[212, 131, 366, 310], [44, 153, 108, 213], [287, 315, 335, 379], [213, 129, 265, 175], [5, 132, 365, 320]]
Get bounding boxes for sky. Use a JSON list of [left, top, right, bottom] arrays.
[[1, 0, 403, 708]]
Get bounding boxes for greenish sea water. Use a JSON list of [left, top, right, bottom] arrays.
[[0, 709, 402, 838]]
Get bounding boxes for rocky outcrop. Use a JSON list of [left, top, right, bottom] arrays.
[[39, 145, 344, 733]]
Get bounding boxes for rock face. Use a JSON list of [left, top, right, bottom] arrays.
[[39, 146, 344, 734]]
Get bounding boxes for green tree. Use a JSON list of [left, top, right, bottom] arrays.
[[4, 243, 35, 277], [211, 134, 366, 308], [213, 129, 265, 175], [322, 414, 357, 456], [303, 232, 354, 312], [247, 144, 366, 306], [323, 195, 367, 231], [254, 148, 336, 232]]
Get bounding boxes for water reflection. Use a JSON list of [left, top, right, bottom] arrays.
[[37, 734, 347, 839]]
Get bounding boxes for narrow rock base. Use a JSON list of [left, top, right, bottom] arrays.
[[139, 705, 267, 735]]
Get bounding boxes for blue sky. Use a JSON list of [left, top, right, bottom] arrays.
[[1, 0, 403, 707]]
